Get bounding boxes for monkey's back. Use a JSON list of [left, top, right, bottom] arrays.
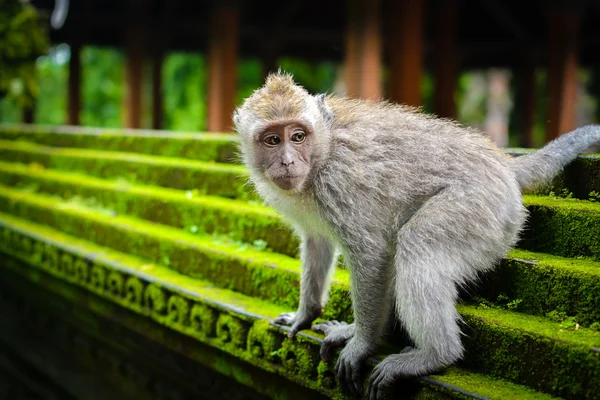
[[315, 97, 526, 266]]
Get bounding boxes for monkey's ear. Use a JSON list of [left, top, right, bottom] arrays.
[[314, 94, 334, 123]]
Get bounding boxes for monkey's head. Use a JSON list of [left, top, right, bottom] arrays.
[[234, 73, 333, 193]]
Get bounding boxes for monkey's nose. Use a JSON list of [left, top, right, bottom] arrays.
[[281, 159, 294, 167]]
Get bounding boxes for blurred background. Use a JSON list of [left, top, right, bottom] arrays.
[[1, 0, 600, 147]]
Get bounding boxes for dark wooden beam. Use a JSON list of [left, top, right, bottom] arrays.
[[345, 0, 382, 99], [517, 55, 537, 148], [67, 39, 81, 126], [151, 48, 163, 130], [387, 0, 425, 106], [22, 105, 35, 124], [207, 4, 239, 132], [433, 0, 459, 119], [546, 8, 580, 140]]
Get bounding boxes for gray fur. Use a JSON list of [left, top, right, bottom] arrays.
[[234, 73, 600, 399], [511, 125, 600, 190]]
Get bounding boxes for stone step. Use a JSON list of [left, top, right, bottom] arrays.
[[0, 165, 598, 325], [0, 139, 253, 200], [0, 160, 298, 257], [2, 124, 600, 199], [521, 195, 600, 260], [1, 153, 600, 261], [0, 213, 561, 400], [0, 123, 238, 163], [0, 187, 597, 398]]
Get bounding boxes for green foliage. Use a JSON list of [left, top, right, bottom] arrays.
[[163, 52, 207, 131], [278, 58, 337, 94], [81, 47, 124, 127], [0, 0, 49, 107], [35, 45, 68, 124]]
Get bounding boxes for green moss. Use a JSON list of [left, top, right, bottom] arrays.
[[0, 160, 299, 257], [0, 139, 254, 200], [426, 367, 559, 400], [0, 124, 239, 163], [0, 213, 595, 399], [458, 304, 600, 398], [521, 195, 600, 259], [472, 249, 600, 326], [0, 184, 351, 317]]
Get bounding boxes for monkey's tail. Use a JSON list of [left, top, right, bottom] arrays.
[[510, 125, 600, 191]]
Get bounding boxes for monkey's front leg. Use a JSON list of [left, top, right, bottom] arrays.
[[273, 234, 336, 337], [335, 255, 392, 397]]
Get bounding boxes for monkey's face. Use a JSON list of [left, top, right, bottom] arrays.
[[255, 122, 312, 191]]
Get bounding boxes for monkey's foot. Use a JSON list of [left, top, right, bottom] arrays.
[[273, 308, 321, 338], [312, 321, 355, 362], [366, 348, 419, 400], [334, 337, 371, 397]]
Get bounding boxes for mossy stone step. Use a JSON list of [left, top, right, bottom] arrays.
[[506, 149, 600, 200], [2, 152, 600, 261], [3, 124, 600, 200], [0, 161, 299, 257], [0, 166, 599, 326], [521, 195, 600, 260], [0, 139, 253, 200], [0, 123, 238, 163], [0, 186, 597, 398], [474, 249, 600, 327], [0, 213, 557, 400]]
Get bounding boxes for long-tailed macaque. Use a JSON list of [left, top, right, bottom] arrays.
[[234, 73, 600, 399]]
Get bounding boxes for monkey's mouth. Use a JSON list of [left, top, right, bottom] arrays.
[[272, 174, 303, 190]]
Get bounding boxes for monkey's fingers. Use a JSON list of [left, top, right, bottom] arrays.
[[312, 320, 346, 335], [336, 357, 362, 397], [318, 337, 347, 362], [273, 312, 295, 326], [288, 318, 312, 338]]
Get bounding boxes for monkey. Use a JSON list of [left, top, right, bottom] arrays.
[[233, 72, 600, 399]]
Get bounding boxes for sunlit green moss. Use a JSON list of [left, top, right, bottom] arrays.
[[0, 139, 253, 199], [0, 160, 299, 257], [0, 123, 238, 163]]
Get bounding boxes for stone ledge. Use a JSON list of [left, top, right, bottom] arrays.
[[0, 211, 596, 398], [0, 216, 555, 400]]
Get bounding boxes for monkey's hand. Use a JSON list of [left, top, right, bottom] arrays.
[[273, 307, 321, 338], [312, 321, 355, 362], [334, 336, 372, 397]]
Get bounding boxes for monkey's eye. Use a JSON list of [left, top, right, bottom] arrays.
[[264, 135, 281, 146], [291, 131, 306, 143]]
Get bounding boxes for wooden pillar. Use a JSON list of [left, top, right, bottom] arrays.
[[124, 18, 145, 129], [67, 40, 81, 125], [207, 5, 239, 132], [345, 0, 382, 99], [387, 0, 425, 106], [433, 0, 458, 119], [546, 8, 580, 140], [518, 56, 537, 147], [152, 48, 163, 130]]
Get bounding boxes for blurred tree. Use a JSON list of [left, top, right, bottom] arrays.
[[0, 0, 49, 108]]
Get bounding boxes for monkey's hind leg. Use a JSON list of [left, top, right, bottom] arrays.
[[367, 194, 490, 399]]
